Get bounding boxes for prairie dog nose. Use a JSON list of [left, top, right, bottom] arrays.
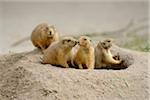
[[49, 31, 52, 35], [75, 40, 79, 44], [77, 41, 79, 44]]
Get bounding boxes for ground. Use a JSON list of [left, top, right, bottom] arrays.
[[0, 46, 149, 100]]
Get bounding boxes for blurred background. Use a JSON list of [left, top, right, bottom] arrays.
[[0, 0, 149, 53]]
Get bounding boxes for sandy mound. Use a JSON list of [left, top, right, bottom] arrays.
[[0, 46, 149, 100]]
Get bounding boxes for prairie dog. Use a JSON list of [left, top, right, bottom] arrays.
[[95, 39, 121, 68], [42, 37, 78, 68], [31, 23, 59, 50], [73, 36, 95, 69]]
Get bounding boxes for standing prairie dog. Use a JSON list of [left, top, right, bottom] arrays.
[[31, 23, 59, 50], [42, 37, 78, 68], [95, 39, 121, 68], [73, 36, 95, 69]]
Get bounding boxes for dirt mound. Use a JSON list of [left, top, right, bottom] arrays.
[[0, 47, 149, 100]]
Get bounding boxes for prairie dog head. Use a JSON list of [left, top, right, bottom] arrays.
[[98, 38, 113, 49], [61, 37, 78, 48], [78, 36, 92, 48], [44, 25, 57, 38]]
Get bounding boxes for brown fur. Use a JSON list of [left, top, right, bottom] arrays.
[[95, 39, 121, 68], [73, 36, 95, 69], [42, 37, 78, 68], [31, 23, 59, 50]]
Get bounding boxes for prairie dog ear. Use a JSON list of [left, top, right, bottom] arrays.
[[97, 41, 102, 48], [44, 26, 49, 32], [62, 39, 66, 44], [89, 39, 92, 42]]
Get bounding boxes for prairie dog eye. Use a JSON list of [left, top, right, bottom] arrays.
[[45, 27, 49, 32], [67, 40, 71, 42], [102, 42, 106, 45], [83, 38, 87, 41], [107, 40, 111, 42]]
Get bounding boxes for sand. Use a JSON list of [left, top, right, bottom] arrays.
[[0, 46, 149, 100]]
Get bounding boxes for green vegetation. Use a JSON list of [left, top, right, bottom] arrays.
[[85, 32, 149, 52], [75, 19, 149, 52], [122, 35, 149, 52]]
